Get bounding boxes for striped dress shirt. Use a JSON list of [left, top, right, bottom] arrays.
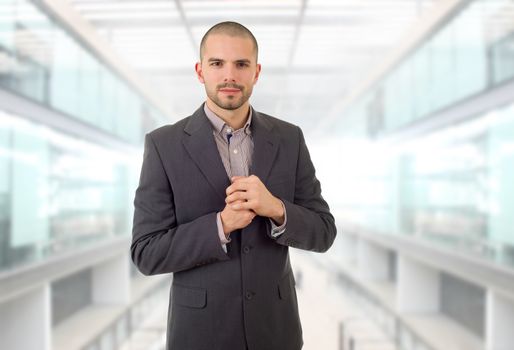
[[203, 104, 286, 252]]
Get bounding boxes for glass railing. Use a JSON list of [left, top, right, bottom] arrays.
[[0, 110, 141, 273], [82, 279, 169, 350], [327, 0, 514, 270], [328, 100, 514, 269], [337, 272, 434, 350]]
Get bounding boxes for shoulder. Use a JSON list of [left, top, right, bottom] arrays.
[[147, 115, 191, 142], [255, 111, 301, 134], [254, 111, 304, 146]]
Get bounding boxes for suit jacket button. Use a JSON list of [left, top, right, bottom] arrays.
[[245, 291, 253, 300], [243, 246, 250, 254]]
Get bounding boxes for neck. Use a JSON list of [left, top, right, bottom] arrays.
[[205, 99, 250, 130]]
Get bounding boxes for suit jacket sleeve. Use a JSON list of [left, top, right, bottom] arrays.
[[273, 127, 337, 252], [131, 133, 229, 276]]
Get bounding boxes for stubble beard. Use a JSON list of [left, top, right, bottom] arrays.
[[206, 84, 252, 111]]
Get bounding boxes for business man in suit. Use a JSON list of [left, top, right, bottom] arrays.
[[131, 21, 336, 350]]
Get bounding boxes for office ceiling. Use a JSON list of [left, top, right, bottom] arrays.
[[68, 0, 437, 134]]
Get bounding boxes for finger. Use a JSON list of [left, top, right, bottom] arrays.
[[231, 201, 254, 211], [231, 176, 247, 183], [225, 191, 248, 204], [226, 182, 249, 196], [248, 174, 262, 184], [245, 212, 256, 222]]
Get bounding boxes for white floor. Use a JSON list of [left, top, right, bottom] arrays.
[[291, 250, 398, 350]]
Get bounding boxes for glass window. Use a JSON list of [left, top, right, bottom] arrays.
[[411, 46, 431, 120], [453, 1, 488, 99], [12, 0, 53, 103], [490, 32, 514, 84], [486, 104, 514, 253], [98, 68, 118, 133], [0, 111, 136, 273], [0, 0, 15, 51], [0, 0, 16, 89], [0, 114, 11, 269], [388, 61, 413, 128], [50, 30, 80, 117], [429, 22, 455, 112], [0, 0, 166, 144], [77, 50, 101, 125], [484, 0, 514, 85], [11, 120, 49, 256]]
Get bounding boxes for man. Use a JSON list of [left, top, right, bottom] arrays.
[[131, 21, 336, 350]]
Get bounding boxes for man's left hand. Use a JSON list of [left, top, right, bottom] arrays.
[[225, 175, 285, 225]]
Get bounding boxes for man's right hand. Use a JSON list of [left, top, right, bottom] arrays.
[[220, 200, 255, 237]]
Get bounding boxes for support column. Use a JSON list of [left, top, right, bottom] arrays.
[[486, 290, 514, 350], [0, 284, 51, 350], [92, 253, 130, 304], [397, 255, 440, 312], [357, 239, 390, 281]]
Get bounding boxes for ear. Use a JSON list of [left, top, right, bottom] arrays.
[[254, 63, 262, 84], [195, 62, 205, 84]]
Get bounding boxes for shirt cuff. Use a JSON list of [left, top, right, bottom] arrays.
[[217, 212, 231, 251], [269, 200, 287, 238]]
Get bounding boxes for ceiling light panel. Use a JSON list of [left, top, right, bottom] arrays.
[[183, 0, 302, 27], [182, 0, 302, 10], [292, 25, 400, 67], [71, 0, 180, 22], [110, 26, 195, 69], [73, 1, 177, 12], [81, 11, 181, 20]]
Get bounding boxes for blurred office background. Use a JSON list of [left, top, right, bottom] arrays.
[[1, 0, 514, 349]]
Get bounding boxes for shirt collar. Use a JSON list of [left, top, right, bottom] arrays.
[[204, 103, 252, 136]]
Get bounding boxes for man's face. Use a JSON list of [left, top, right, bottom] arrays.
[[195, 34, 261, 111]]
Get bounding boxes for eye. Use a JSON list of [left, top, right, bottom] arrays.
[[237, 62, 249, 68], [210, 61, 222, 67]]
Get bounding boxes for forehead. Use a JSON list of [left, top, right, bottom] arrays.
[[202, 34, 255, 60]]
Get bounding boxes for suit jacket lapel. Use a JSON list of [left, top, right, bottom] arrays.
[[250, 108, 279, 185], [182, 104, 230, 202]]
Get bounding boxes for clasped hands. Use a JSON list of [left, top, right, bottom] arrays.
[[220, 175, 284, 237]]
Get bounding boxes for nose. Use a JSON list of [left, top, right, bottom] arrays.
[[223, 64, 237, 83]]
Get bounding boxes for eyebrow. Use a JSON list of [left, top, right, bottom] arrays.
[[207, 58, 252, 64]]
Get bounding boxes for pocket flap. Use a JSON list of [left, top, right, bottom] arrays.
[[278, 272, 294, 300], [172, 284, 207, 309]]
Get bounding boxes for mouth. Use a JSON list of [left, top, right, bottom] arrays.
[[219, 88, 241, 93]]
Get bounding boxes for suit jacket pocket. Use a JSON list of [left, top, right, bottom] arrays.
[[172, 284, 207, 309], [277, 271, 296, 300]]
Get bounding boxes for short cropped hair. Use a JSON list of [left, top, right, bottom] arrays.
[[199, 21, 258, 61]]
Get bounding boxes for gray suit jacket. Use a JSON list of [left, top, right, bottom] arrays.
[[131, 104, 336, 350]]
